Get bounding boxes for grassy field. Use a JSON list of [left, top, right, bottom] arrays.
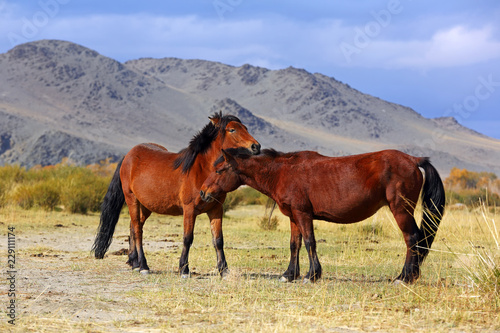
[[1, 203, 499, 332]]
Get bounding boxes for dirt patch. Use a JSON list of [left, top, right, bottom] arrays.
[[1, 217, 184, 331]]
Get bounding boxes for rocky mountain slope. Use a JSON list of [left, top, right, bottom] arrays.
[[1, 40, 499, 175]]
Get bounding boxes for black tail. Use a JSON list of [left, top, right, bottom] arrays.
[[417, 158, 446, 261], [91, 158, 125, 259]]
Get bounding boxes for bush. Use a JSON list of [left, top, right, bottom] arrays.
[[360, 222, 383, 236], [238, 187, 268, 205], [12, 180, 60, 210], [258, 215, 280, 231], [0, 180, 9, 208], [223, 191, 244, 216], [0, 165, 26, 183], [0, 161, 111, 214], [12, 184, 35, 209], [61, 171, 109, 214], [222, 187, 269, 215], [446, 189, 500, 207], [33, 181, 60, 210]]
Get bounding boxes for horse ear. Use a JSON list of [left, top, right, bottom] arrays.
[[209, 111, 223, 126], [209, 116, 220, 126]]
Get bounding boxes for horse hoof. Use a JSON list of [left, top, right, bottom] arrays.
[[221, 270, 230, 279], [140, 269, 150, 275], [393, 279, 406, 286], [279, 276, 291, 283], [303, 278, 311, 284], [181, 273, 190, 279], [132, 267, 140, 272]]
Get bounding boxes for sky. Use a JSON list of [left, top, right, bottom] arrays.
[[1, 0, 499, 139]]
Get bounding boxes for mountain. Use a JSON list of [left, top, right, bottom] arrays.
[[1, 39, 499, 175]]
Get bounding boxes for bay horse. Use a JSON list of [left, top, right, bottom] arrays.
[[91, 112, 261, 276], [200, 148, 445, 283]]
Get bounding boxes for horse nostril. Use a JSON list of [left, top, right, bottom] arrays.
[[252, 143, 261, 154]]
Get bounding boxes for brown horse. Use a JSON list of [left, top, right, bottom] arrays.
[[200, 148, 445, 283], [92, 113, 261, 276]]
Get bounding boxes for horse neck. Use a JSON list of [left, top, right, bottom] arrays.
[[204, 134, 226, 167], [189, 135, 224, 184], [238, 157, 278, 200]]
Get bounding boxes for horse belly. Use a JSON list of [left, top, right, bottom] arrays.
[[130, 175, 184, 215], [134, 188, 184, 215], [311, 190, 386, 224]]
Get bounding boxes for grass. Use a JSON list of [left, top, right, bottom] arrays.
[[0, 203, 499, 332]]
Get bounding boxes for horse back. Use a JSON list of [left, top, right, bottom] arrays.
[[277, 150, 424, 223]]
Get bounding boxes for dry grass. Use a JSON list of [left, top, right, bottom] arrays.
[[0, 204, 499, 332]]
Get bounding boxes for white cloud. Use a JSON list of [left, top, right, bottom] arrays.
[[1, 9, 499, 73], [396, 25, 500, 69], [341, 25, 500, 70]]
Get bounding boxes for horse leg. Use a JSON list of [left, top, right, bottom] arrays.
[[137, 205, 151, 273], [280, 219, 302, 282], [292, 210, 321, 282], [126, 225, 138, 269], [124, 195, 140, 269], [390, 204, 422, 283], [179, 207, 196, 278], [127, 200, 150, 274], [207, 205, 229, 277]]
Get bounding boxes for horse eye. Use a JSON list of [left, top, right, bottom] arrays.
[[228, 128, 236, 133], [215, 170, 221, 175]]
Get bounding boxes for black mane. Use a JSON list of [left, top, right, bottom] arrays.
[[173, 112, 242, 173]]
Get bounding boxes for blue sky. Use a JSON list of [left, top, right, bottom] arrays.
[[1, 0, 499, 139]]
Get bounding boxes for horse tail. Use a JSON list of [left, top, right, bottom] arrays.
[[417, 158, 446, 261], [92, 157, 125, 259]]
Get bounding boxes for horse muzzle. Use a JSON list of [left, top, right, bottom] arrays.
[[251, 143, 261, 155], [200, 190, 213, 203]]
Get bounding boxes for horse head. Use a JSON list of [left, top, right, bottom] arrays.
[[210, 112, 261, 155], [200, 149, 244, 202]]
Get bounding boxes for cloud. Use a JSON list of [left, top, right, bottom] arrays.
[[22, 13, 279, 63], [1, 8, 499, 73], [395, 25, 500, 69], [340, 25, 500, 70]]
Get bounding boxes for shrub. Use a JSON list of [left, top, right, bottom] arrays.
[[12, 184, 35, 209], [0, 179, 9, 208], [0, 165, 26, 183], [12, 180, 60, 210], [223, 191, 244, 216], [238, 187, 268, 205], [61, 171, 109, 214], [0, 162, 111, 213], [33, 181, 60, 210], [222, 187, 269, 215], [446, 189, 500, 207], [258, 215, 280, 231], [360, 222, 383, 236]]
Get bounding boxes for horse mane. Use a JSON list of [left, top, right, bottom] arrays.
[[173, 112, 242, 173]]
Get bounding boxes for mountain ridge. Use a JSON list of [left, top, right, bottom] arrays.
[[0, 39, 499, 175]]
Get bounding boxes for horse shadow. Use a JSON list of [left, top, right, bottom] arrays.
[[141, 269, 391, 284]]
